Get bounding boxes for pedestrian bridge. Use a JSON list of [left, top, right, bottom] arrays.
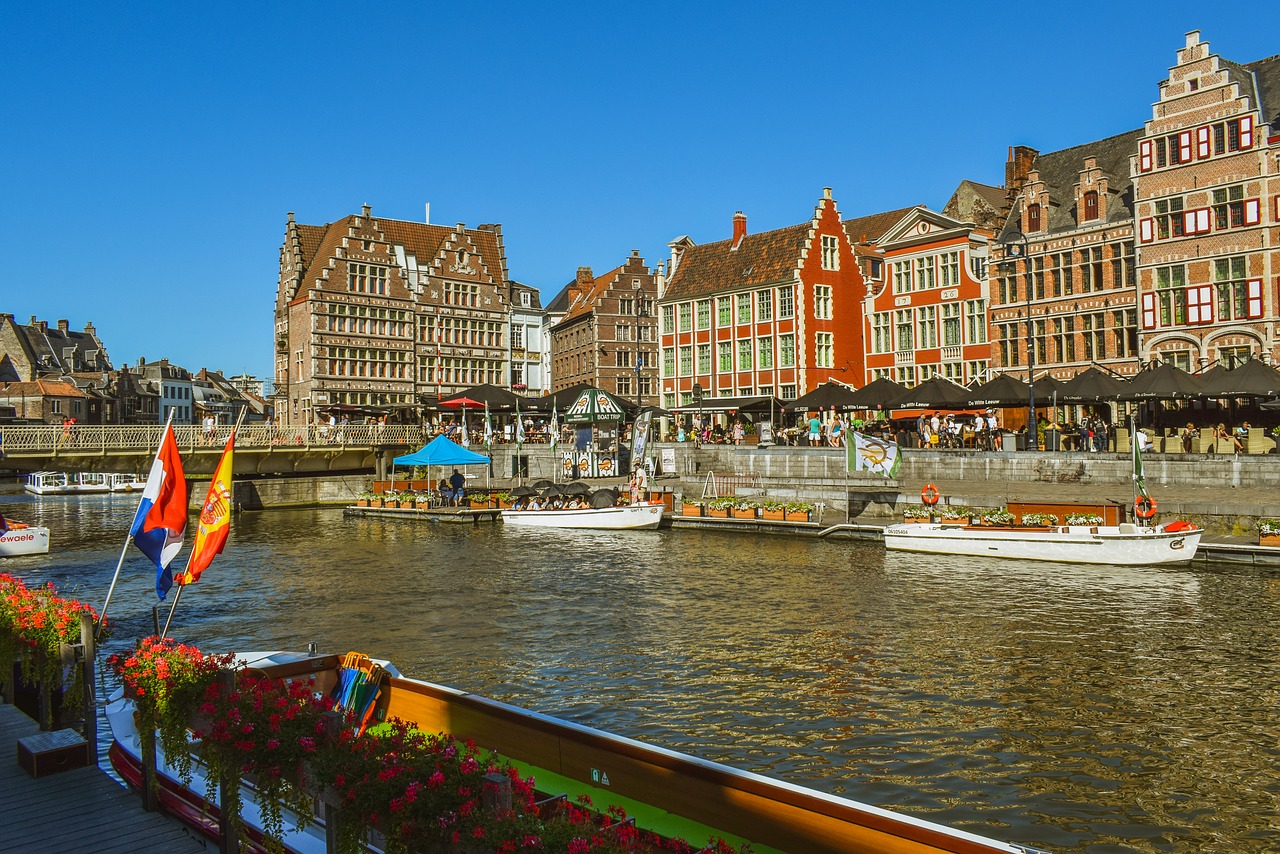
[[0, 424, 426, 478]]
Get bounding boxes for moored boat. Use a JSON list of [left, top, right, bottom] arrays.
[[883, 520, 1201, 565], [0, 520, 50, 556], [22, 471, 111, 495], [108, 472, 148, 492], [501, 501, 664, 530], [107, 649, 1038, 854]]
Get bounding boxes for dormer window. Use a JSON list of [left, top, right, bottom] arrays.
[[521, 292, 531, 307], [1027, 203, 1042, 233], [1083, 191, 1099, 222]]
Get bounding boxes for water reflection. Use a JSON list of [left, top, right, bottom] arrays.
[[4, 492, 1279, 852]]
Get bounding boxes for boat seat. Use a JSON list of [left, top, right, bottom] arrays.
[[1118, 523, 1137, 534]]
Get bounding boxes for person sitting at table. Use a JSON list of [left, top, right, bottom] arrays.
[[1134, 425, 1155, 453], [1215, 422, 1243, 454], [437, 478, 451, 504], [1180, 422, 1197, 453]]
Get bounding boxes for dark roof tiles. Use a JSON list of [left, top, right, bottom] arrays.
[[664, 223, 810, 299]]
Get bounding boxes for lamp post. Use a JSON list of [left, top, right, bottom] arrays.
[[1000, 229, 1034, 451]]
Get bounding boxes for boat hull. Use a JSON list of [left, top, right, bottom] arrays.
[[501, 502, 664, 530], [0, 525, 50, 556], [106, 650, 1027, 854], [884, 523, 1201, 565], [23, 471, 111, 495]]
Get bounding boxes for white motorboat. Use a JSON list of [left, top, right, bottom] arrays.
[[883, 521, 1201, 565], [501, 501, 664, 530], [108, 473, 148, 492], [22, 471, 111, 495], [0, 521, 51, 556]]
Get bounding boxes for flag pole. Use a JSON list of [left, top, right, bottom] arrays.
[[162, 407, 245, 639], [97, 410, 175, 640]]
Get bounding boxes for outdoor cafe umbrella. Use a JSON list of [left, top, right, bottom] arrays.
[[562, 481, 591, 496], [1058, 366, 1130, 403], [1117, 362, 1207, 400], [1198, 358, 1280, 398], [789, 381, 858, 412], [845, 377, 907, 411], [437, 395, 484, 445], [965, 373, 1032, 408], [588, 489, 618, 508], [886, 376, 971, 410]]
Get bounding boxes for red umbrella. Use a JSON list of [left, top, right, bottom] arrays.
[[439, 397, 483, 408]]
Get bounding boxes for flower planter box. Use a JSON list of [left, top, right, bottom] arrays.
[[733, 507, 759, 519], [903, 516, 930, 524], [356, 498, 371, 507], [707, 508, 732, 519], [680, 504, 704, 517], [497, 499, 512, 509], [1260, 534, 1280, 547], [784, 510, 812, 522], [760, 509, 787, 522], [469, 499, 492, 509]]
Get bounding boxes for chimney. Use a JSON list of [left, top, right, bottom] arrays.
[[424, 202, 430, 224], [732, 212, 747, 249], [36, 319, 48, 333], [84, 321, 95, 336], [569, 266, 593, 302], [57, 319, 69, 333], [361, 203, 371, 218], [1005, 145, 1038, 197]]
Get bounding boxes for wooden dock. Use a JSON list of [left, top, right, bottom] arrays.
[[0, 702, 206, 853]]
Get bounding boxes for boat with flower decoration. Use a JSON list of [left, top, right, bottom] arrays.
[[106, 648, 1041, 854]]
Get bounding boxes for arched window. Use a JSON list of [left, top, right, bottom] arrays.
[[1083, 191, 1099, 221], [1027, 203, 1042, 232]]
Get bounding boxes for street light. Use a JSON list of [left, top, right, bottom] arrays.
[[1000, 229, 1034, 451]]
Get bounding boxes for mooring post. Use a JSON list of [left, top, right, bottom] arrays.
[[217, 669, 238, 854], [80, 613, 97, 761]]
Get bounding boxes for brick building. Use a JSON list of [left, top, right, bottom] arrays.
[[658, 189, 866, 409], [991, 133, 1143, 381], [275, 206, 512, 426], [0, 315, 112, 382], [1134, 30, 1280, 369], [861, 201, 995, 387], [550, 251, 659, 408], [507, 280, 547, 398]]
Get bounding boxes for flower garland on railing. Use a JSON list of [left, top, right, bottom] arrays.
[[110, 643, 749, 854], [0, 572, 105, 717]]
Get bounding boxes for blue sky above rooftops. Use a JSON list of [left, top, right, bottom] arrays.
[[2, 2, 1277, 382]]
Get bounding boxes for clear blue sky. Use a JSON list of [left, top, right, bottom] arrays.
[[3, 3, 1276, 384]]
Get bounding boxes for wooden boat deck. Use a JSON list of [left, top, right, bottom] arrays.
[[0, 702, 205, 854]]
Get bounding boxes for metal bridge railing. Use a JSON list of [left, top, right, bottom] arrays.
[[0, 424, 429, 457]]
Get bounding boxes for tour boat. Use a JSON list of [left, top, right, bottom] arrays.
[[0, 519, 50, 556], [22, 471, 111, 495], [106, 649, 1039, 854], [108, 473, 148, 492], [501, 501, 664, 530], [883, 520, 1201, 565]]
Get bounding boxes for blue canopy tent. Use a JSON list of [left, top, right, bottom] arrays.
[[390, 435, 491, 495]]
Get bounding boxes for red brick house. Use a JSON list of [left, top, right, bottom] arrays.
[[657, 188, 866, 409]]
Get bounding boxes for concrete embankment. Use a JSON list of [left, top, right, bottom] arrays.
[[218, 443, 1276, 535]]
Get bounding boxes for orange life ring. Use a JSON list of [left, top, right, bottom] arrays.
[[1134, 495, 1157, 520], [921, 484, 940, 507]]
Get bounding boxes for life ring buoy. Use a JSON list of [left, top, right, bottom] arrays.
[[1135, 495, 1157, 520], [921, 484, 940, 507]]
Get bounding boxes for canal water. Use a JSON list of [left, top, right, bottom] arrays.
[[4, 492, 1278, 853]]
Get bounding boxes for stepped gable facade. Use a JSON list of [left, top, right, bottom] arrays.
[[992, 129, 1144, 383], [275, 205, 511, 426], [862, 203, 994, 388], [549, 252, 660, 408], [658, 188, 866, 408], [1133, 30, 1280, 369]]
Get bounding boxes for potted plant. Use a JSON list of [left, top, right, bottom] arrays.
[[1258, 518, 1280, 546], [733, 499, 761, 518], [980, 507, 1015, 526], [901, 503, 930, 523], [108, 636, 236, 786], [784, 501, 814, 522], [466, 489, 491, 509], [1019, 511, 1059, 528], [355, 491, 379, 508], [759, 499, 787, 522], [707, 497, 737, 518], [1065, 512, 1104, 527], [939, 505, 971, 524], [680, 500, 705, 517], [493, 492, 515, 509]]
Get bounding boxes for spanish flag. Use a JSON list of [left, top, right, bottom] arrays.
[[175, 430, 235, 586]]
